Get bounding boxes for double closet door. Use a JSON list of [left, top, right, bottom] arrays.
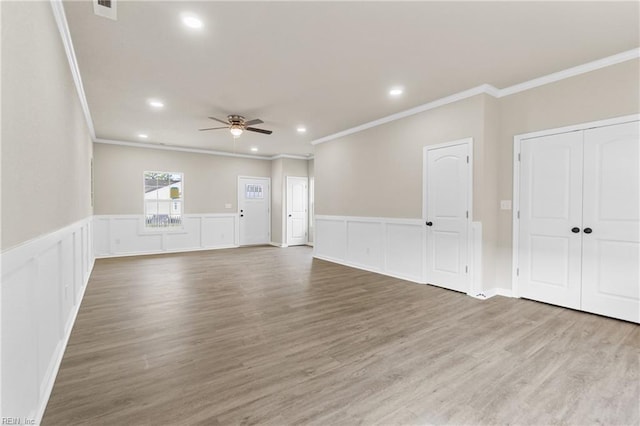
[[518, 120, 639, 323]]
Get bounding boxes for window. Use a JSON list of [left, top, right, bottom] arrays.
[[144, 171, 183, 228], [245, 183, 264, 199]]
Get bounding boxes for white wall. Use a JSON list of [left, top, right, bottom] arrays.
[[2, 220, 94, 423], [93, 214, 238, 257], [315, 215, 424, 283]]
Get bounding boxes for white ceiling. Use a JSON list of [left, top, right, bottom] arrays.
[[63, 1, 639, 157]]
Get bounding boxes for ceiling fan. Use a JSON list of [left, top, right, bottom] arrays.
[[199, 115, 273, 137]]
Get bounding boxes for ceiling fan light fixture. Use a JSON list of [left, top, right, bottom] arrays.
[[230, 126, 243, 137]]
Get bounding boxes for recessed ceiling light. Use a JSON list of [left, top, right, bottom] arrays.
[[148, 100, 164, 108], [138, 133, 148, 139], [250, 147, 258, 152], [297, 126, 307, 133], [181, 13, 203, 29], [389, 88, 404, 96]]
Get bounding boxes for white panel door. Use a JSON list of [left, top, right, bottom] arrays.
[[286, 176, 308, 246], [582, 121, 640, 323], [425, 142, 470, 293], [519, 132, 583, 309], [238, 177, 270, 245]]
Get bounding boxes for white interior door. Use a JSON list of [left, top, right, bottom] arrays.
[[425, 141, 471, 293], [518, 132, 583, 309], [238, 177, 270, 245], [581, 121, 640, 323], [286, 176, 308, 246]]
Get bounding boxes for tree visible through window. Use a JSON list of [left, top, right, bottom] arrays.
[[144, 171, 183, 228]]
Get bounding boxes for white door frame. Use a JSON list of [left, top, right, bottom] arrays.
[[286, 176, 309, 246], [237, 175, 271, 245], [422, 137, 474, 294], [511, 114, 639, 298]]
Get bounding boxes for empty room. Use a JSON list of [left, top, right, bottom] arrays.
[[2, 1, 639, 425]]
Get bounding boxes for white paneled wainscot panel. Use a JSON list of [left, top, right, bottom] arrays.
[[93, 214, 239, 258], [1, 217, 94, 424], [314, 215, 425, 283]]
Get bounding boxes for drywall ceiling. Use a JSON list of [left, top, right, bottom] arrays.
[[63, 1, 639, 157]]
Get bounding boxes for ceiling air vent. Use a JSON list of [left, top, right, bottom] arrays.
[[93, 0, 117, 20]]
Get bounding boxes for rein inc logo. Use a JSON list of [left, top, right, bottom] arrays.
[[1, 419, 35, 425]]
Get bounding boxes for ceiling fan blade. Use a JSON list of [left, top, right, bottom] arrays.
[[208, 116, 229, 125], [198, 126, 228, 131], [244, 119, 264, 126], [246, 127, 273, 135]]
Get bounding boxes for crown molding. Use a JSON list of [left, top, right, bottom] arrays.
[[312, 48, 639, 146], [270, 154, 313, 160], [50, 0, 96, 140], [94, 138, 273, 160], [497, 48, 640, 98]]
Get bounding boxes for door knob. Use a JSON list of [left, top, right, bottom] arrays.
[[240, 214, 244, 217], [583, 227, 592, 234], [571, 227, 580, 233], [288, 214, 292, 217], [426, 221, 433, 226]]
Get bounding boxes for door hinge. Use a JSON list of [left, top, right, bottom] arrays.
[[518, 153, 521, 162], [465, 265, 468, 273], [466, 155, 469, 163], [466, 211, 469, 218], [517, 210, 520, 219], [516, 268, 519, 276]]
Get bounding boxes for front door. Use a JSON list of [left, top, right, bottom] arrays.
[[424, 140, 471, 293], [286, 176, 308, 246], [238, 177, 270, 245]]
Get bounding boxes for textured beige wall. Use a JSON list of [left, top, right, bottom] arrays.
[[308, 159, 315, 243], [93, 143, 271, 214], [315, 94, 486, 218], [282, 158, 309, 178], [1, 1, 93, 249], [494, 59, 640, 289], [478, 95, 501, 289], [271, 159, 284, 244]]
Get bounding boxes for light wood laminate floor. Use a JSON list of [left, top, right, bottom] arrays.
[[44, 246, 639, 425]]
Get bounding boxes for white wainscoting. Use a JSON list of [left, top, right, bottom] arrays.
[[1, 216, 94, 424], [314, 216, 491, 294], [314, 215, 425, 283], [93, 214, 239, 258]]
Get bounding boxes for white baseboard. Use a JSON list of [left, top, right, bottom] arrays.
[[482, 288, 515, 299], [1, 216, 95, 423], [95, 244, 238, 259], [269, 242, 288, 248], [313, 254, 423, 284]]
